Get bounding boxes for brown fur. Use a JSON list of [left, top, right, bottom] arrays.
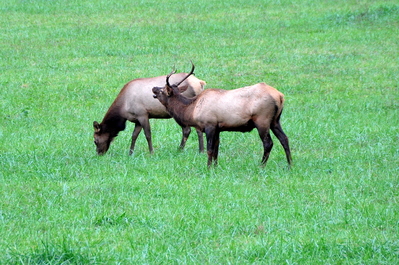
[[153, 71, 292, 168], [93, 73, 206, 155]]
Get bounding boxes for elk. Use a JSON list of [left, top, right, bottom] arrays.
[[93, 72, 206, 155], [152, 64, 292, 168]]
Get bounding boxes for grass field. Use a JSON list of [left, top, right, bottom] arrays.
[[1, 0, 398, 263]]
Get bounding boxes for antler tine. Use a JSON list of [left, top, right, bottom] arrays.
[[175, 61, 195, 87]]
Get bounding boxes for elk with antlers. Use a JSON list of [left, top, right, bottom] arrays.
[[152, 64, 292, 167]]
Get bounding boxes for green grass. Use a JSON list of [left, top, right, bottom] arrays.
[[1, 0, 398, 263]]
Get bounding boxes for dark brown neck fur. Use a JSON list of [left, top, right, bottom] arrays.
[[101, 108, 127, 137], [165, 88, 197, 127]]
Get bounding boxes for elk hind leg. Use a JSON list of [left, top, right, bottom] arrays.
[[257, 127, 273, 166], [130, 123, 142, 155], [138, 117, 153, 154], [271, 119, 292, 166]]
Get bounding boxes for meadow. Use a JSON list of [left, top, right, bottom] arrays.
[[1, 0, 398, 263]]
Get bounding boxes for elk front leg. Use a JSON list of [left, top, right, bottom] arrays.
[[196, 128, 204, 153], [212, 130, 220, 166], [205, 126, 218, 168], [179, 126, 191, 150]]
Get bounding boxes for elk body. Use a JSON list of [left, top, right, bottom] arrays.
[[93, 73, 206, 155], [152, 66, 292, 167]]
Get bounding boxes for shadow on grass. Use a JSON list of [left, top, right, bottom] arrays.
[[7, 241, 95, 265]]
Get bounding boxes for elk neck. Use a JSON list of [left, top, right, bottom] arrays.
[[101, 108, 127, 136], [166, 92, 197, 126]]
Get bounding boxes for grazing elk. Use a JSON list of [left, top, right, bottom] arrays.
[[93, 73, 206, 155], [152, 64, 292, 168]]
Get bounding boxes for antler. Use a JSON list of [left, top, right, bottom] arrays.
[[175, 61, 195, 87], [166, 68, 177, 87]]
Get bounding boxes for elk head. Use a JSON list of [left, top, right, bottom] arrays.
[[152, 63, 195, 103], [93, 121, 113, 155]]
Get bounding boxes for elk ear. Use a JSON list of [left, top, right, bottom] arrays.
[[166, 86, 173, 97], [93, 121, 101, 132], [177, 84, 189, 93]]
